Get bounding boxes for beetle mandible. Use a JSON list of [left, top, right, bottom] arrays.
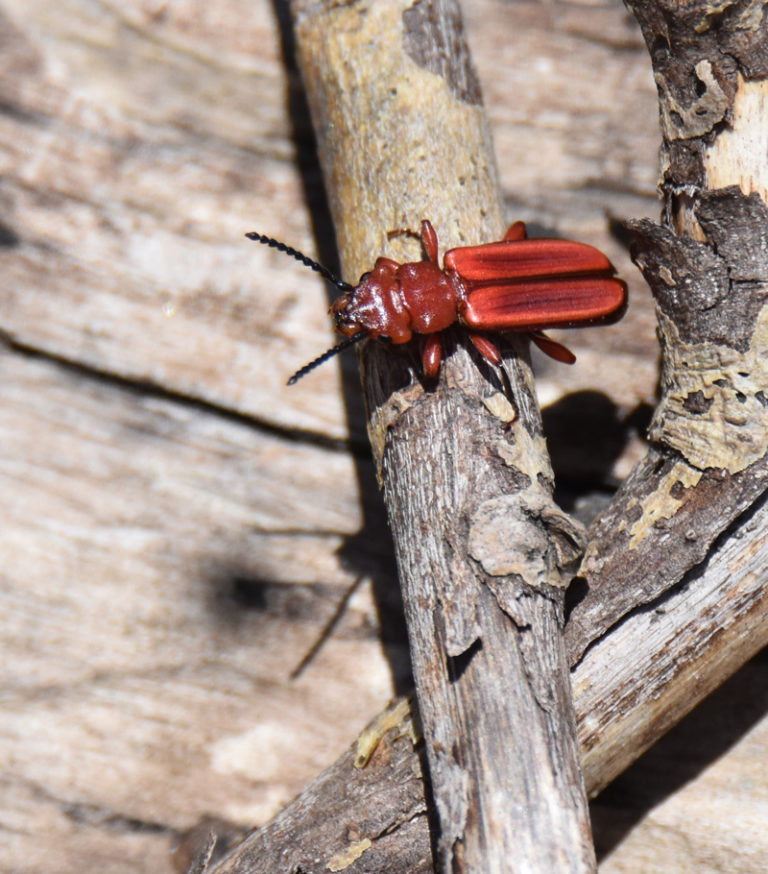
[[246, 220, 627, 385]]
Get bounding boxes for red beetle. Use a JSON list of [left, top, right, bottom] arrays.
[[247, 220, 626, 385]]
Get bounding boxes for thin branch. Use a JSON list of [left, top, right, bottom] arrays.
[[287, 0, 595, 870], [568, 2, 768, 662]]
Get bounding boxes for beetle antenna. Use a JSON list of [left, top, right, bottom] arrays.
[[287, 331, 367, 385], [246, 232, 352, 292]]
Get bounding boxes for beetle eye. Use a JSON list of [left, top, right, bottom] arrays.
[[359, 271, 371, 282]]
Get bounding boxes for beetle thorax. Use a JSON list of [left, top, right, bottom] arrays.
[[330, 257, 462, 345], [397, 262, 460, 335]]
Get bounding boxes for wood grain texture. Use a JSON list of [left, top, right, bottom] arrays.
[[4, 0, 766, 872]]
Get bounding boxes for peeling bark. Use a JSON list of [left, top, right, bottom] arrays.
[[568, 1, 768, 662]]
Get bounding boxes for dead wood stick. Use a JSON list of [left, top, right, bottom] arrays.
[[567, 0, 768, 662], [206, 492, 768, 874], [285, 0, 595, 870], [371, 353, 593, 872]]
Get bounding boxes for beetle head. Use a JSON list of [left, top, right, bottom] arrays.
[[330, 259, 411, 343]]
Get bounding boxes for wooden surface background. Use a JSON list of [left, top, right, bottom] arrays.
[[1, 1, 766, 872]]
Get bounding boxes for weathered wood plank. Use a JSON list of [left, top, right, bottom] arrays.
[[0, 347, 397, 872], [12, 1, 766, 873]]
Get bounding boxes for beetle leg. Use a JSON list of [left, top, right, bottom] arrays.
[[468, 333, 516, 408], [420, 220, 440, 263], [530, 332, 576, 365], [503, 221, 528, 242], [468, 332, 502, 366], [374, 256, 401, 271], [421, 333, 443, 379]]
